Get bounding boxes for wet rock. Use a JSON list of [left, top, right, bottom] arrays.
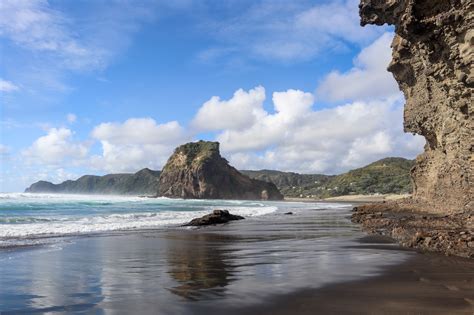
[[183, 210, 244, 226], [351, 202, 474, 258]]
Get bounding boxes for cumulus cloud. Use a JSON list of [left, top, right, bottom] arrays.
[[317, 32, 400, 101], [193, 86, 423, 174], [192, 86, 267, 131], [22, 128, 89, 165], [90, 118, 189, 172]]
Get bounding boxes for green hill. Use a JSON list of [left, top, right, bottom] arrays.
[[243, 157, 414, 198], [25, 168, 161, 195]]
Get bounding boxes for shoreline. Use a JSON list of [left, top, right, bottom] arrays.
[[284, 193, 410, 203]]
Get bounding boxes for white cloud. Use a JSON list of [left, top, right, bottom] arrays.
[[191, 86, 423, 174], [0, 0, 102, 70], [22, 128, 89, 165], [198, 0, 387, 63], [273, 89, 314, 120], [317, 32, 400, 101], [66, 113, 77, 123], [294, 0, 375, 44], [0, 79, 19, 92], [192, 86, 267, 131], [91, 118, 189, 172], [92, 118, 186, 146], [0, 0, 158, 95]]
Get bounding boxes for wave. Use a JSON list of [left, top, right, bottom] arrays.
[[0, 193, 351, 242], [0, 206, 278, 239], [0, 193, 156, 202]]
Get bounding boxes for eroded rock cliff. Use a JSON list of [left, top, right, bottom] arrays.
[[158, 141, 283, 200], [360, 0, 473, 212]]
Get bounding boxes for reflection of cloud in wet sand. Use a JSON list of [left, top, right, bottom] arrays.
[[166, 233, 234, 300]]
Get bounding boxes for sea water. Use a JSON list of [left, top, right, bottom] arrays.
[[0, 193, 283, 243]]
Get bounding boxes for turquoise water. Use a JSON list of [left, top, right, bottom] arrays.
[[0, 193, 349, 247], [0, 193, 283, 241]]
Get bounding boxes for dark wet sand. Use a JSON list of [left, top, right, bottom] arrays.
[[1, 205, 473, 314], [230, 240, 474, 315]]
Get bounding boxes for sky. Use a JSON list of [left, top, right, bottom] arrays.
[[0, 0, 425, 192]]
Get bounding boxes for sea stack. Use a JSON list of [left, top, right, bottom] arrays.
[[158, 141, 284, 200], [360, 0, 473, 213]]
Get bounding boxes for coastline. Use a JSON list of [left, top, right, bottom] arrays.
[[0, 202, 403, 313], [1, 199, 473, 313], [284, 193, 410, 203], [2, 210, 473, 314]]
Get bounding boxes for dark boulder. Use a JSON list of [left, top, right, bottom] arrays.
[[183, 210, 244, 226]]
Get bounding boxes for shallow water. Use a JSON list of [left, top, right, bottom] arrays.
[[0, 193, 278, 242], [0, 196, 412, 314]]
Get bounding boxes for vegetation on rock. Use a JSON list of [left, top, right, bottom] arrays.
[[158, 141, 283, 200], [25, 168, 161, 195]]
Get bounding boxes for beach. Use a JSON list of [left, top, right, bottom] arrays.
[[1, 194, 473, 314]]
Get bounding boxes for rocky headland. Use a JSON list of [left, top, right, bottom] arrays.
[[158, 141, 283, 200], [353, 0, 473, 257]]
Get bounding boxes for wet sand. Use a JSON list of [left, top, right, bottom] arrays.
[[1, 204, 473, 314], [232, 239, 474, 315]]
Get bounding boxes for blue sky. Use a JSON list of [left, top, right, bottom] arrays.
[[0, 0, 424, 192]]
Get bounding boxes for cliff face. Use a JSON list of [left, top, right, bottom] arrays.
[[25, 168, 161, 195], [360, 0, 473, 212], [158, 141, 283, 200]]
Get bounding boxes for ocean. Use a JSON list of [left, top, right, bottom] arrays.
[[0, 193, 283, 244]]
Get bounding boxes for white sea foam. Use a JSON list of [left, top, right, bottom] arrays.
[[0, 193, 279, 239], [0, 207, 277, 238], [0, 193, 352, 241]]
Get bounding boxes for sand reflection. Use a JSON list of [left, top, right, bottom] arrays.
[[166, 232, 234, 300]]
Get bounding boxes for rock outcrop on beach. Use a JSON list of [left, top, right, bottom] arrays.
[[25, 168, 161, 195], [158, 141, 283, 200], [352, 203, 474, 258], [360, 0, 473, 213], [183, 210, 245, 226]]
